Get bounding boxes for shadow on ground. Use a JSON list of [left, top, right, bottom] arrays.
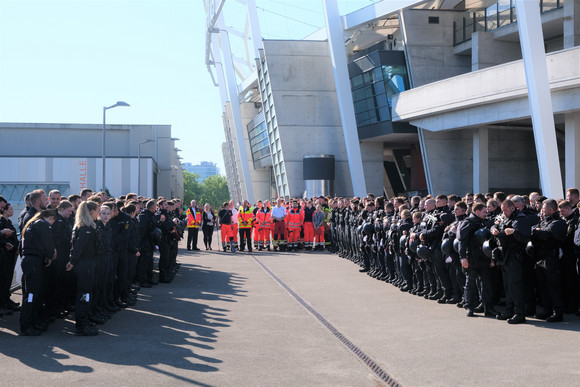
[[0, 255, 247, 386]]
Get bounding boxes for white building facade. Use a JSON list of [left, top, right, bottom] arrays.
[[0, 122, 184, 209]]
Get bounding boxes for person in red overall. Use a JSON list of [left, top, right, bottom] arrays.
[[252, 201, 262, 251], [255, 201, 272, 251], [286, 200, 304, 251], [313, 204, 326, 250], [218, 202, 236, 252], [302, 200, 316, 250]]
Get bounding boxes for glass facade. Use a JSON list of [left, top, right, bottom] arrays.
[[257, 55, 288, 197], [350, 64, 409, 127], [247, 112, 271, 169]]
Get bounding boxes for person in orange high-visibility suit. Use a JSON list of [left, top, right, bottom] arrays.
[[218, 202, 236, 252], [228, 200, 239, 250], [185, 200, 202, 251], [286, 200, 304, 251], [238, 200, 254, 252], [255, 201, 273, 251], [252, 201, 262, 250]]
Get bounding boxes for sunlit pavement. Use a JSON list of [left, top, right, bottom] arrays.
[[2, 234, 580, 386]]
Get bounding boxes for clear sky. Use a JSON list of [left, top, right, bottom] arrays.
[[0, 0, 407, 174]]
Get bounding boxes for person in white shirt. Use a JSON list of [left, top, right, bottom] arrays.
[[271, 198, 287, 251]]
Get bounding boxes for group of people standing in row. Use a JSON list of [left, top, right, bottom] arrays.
[[185, 187, 580, 326], [183, 198, 331, 253], [327, 189, 580, 325], [1, 188, 186, 337]]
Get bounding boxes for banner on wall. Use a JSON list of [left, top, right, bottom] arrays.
[[70, 158, 88, 194]]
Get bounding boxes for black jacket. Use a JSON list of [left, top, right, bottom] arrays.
[[491, 210, 530, 263], [21, 219, 55, 260], [69, 225, 99, 265], [52, 213, 72, 261], [458, 214, 489, 268], [112, 211, 132, 252], [138, 209, 156, 251]]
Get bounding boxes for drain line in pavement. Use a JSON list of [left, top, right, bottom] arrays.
[[251, 255, 402, 387]]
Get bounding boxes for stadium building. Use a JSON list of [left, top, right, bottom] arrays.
[[206, 0, 580, 202]]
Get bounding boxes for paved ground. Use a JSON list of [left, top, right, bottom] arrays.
[[2, 235, 580, 386]]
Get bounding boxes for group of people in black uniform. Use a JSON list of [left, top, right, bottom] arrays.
[[1, 188, 186, 337], [328, 188, 580, 325]]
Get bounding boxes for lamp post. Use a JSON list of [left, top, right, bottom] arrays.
[[138, 139, 155, 195], [102, 101, 130, 192]]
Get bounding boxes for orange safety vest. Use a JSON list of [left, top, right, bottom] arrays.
[[238, 206, 254, 229], [286, 208, 303, 230], [186, 208, 201, 228], [255, 208, 272, 229]]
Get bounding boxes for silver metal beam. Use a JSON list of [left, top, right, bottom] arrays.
[[515, 0, 563, 198], [322, 0, 367, 197]]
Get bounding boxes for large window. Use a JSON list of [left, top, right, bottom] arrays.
[[247, 114, 271, 169], [0, 183, 70, 204], [350, 64, 409, 127]]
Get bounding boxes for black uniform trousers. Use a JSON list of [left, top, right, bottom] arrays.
[[73, 259, 95, 327], [535, 255, 564, 315], [158, 237, 172, 280], [0, 250, 17, 306], [136, 247, 154, 285], [20, 255, 44, 331], [187, 227, 199, 250], [500, 255, 526, 315], [239, 228, 252, 251], [432, 247, 453, 298], [465, 266, 494, 311]]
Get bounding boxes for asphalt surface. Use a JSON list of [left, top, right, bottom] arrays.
[[2, 235, 580, 386]]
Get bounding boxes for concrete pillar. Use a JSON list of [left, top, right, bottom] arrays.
[[565, 112, 580, 190], [322, 0, 367, 198], [563, 0, 580, 49], [515, 0, 563, 198], [473, 128, 489, 194]]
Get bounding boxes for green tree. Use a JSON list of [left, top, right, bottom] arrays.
[[199, 175, 230, 209], [183, 171, 202, 206]]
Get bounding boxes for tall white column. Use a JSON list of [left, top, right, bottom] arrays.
[[246, 0, 263, 60], [217, 17, 255, 203], [322, 0, 367, 197], [473, 128, 489, 194], [515, 0, 563, 199], [565, 112, 580, 190]]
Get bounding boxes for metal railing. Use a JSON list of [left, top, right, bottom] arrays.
[[453, 0, 563, 45]]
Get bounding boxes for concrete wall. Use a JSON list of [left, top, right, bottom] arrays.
[[423, 129, 473, 195], [263, 40, 354, 197], [487, 129, 540, 192], [402, 9, 471, 87], [472, 31, 522, 71], [423, 128, 541, 195], [360, 142, 384, 196]]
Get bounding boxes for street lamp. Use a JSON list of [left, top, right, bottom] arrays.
[[102, 101, 130, 192], [138, 138, 155, 195]]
